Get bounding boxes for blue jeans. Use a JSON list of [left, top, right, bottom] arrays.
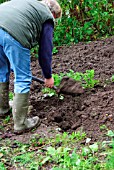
[[0, 29, 32, 93]]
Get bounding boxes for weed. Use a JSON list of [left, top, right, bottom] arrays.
[[0, 162, 6, 170], [42, 87, 56, 97], [81, 70, 99, 88], [9, 92, 13, 100], [0, 125, 4, 130], [106, 142, 114, 170], [3, 115, 10, 124], [111, 75, 114, 82], [53, 47, 58, 54], [107, 130, 114, 137], [100, 124, 108, 130], [1, 129, 114, 169], [30, 46, 38, 58]]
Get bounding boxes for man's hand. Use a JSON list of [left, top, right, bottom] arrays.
[[44, 77, 54, 88]]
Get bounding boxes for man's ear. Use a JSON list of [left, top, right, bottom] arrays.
[[52, 11, 56, 19]]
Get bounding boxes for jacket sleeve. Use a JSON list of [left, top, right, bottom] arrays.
[[38, 20, 54, 79]]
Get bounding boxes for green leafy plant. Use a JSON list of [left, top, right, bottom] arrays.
[[42, 73, 65, 98], [9, 92, 14, 100], [107, 130, 114, 137], [66, 69, 82, 81], [54, 0, 114, 46], [81, 70, 99, 88], [30, 46, 38, 58], [52, 73, 65, 87], [106, 141, 114, 170], [1, 129, 114, 169], [111, 75, 114, 82], [3, 115, 10, 124], [42, 87, 56, 97], [53, 47, 58, 54], [0, 162, 6, 170], [42, 69, 99, 98], [66, 69, 99, 88]]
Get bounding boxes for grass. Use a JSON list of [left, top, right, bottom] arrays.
[[0, 129, 114, 169]]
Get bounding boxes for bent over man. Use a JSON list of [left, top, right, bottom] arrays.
[[0, 0, 62, 134]]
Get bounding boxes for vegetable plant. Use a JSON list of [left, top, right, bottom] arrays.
[[81, 70, 99, 88], [42, 69, 99, 97], [66, 69, 99, 88]]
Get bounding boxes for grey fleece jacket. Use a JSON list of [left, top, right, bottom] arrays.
[[0, 0, 54, 49]]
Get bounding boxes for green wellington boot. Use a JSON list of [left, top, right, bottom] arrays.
[[0, 82, 10, 117], [12, 93, 41, 134]]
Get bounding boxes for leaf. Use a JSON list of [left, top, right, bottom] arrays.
[[89, 143, 98, 152], [82, 147, 90, 156], [107, 130, 114, 137], [47, 146, 56, 155], [41, 156, 50, 164], [76, 158, 81, 166]]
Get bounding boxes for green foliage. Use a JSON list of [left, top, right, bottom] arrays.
[[81, 70, 99, 88], [12, 152, 38, 168], [1, 130, 114, 169], [9, 92, 13, 100], [43, 145, 100, 169], [106, 153, 114, 170], [41, 73, 65, 98], [30, 46, 38, 58], [52, 73, 65, 86], [107, 130, 114, 137], [3, 115, 10, 124], [111, 75, 114, 82], [106, 139, 114, 169], [66, 69, 99, 88], [42, 87, 56, 97], [0, 0, 8, 3], [42, 69, 99, 98], [0, 162, 6, 170], [53, 47, 58, 54], [54, 0, 114, 46]]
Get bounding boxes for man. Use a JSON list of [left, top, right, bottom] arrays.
[[0, 0, 62, 134]]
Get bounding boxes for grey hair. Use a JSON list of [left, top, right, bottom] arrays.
[[42, 0, 62, 18]]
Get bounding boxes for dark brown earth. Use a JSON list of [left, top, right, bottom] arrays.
[[0, 36, 114, 143]]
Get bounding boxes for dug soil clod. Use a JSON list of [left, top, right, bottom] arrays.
[[57, 76, 85, 95]]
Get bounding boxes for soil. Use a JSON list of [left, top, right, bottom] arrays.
[[0, 36, 114, 143]]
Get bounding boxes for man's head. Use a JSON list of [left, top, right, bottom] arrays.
[[42, 0, 62, 19]]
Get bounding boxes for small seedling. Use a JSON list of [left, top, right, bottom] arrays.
[[111, 75, 114, 82], [100, 124, 107, 130], [107, 130, 114, 137], [9, 92, 14, 100], [3, 115, 10, 124], [81, 70, 99, 88], [42, 87, 56, 97], [53, 47, 58, 54]]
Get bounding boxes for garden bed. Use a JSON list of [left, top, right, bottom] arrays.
[[1, 36, 114, 143]]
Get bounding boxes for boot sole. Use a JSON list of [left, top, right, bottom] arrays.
[[14, 119, 41, 135]]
